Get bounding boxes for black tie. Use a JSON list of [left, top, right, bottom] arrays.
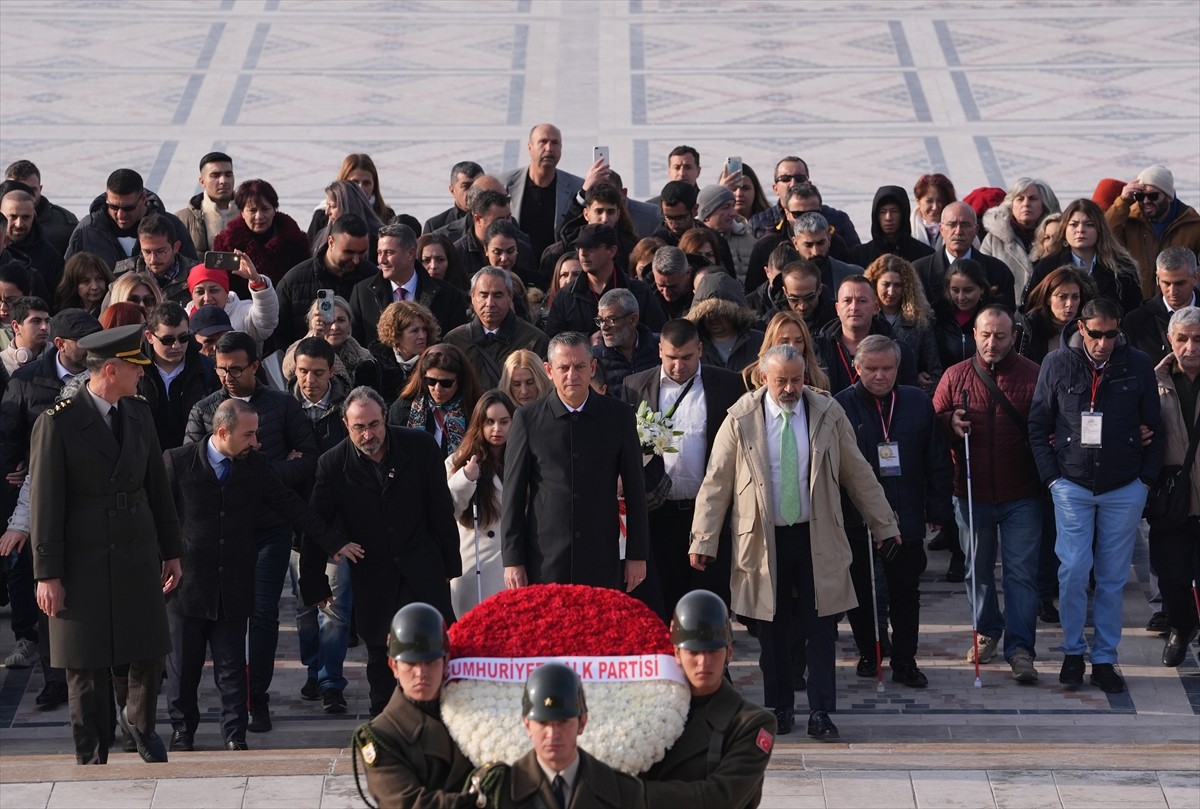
[[109, 404, 122, 446], [552, 775, 567, 809]]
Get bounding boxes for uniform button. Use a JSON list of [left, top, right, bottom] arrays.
[[219, 539, 224, 545], [487, 530, 495, 538], [573, 493, 581, 500], [128, 476, 135, 483], [109, 477, 117, 484], [572, 453, 580, 459], [574, 532, 581, 538], [110, 544, 116, 550], [218, 566, 223, 572], [219, 511, 225, 517], [571, 414, 579, 421]]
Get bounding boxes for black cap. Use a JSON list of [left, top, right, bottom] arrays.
[[387, 603, 448, 663], [575, 223, 618, 248], [670, 590, 732, 651], [522, 662, 586, 721], [77, 323, 150, 365], [190, 305, 232, 337], [51, 308, 102, 341]]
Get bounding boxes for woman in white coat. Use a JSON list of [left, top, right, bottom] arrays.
[[445, 390, 515, 618]]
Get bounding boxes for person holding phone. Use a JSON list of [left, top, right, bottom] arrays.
[[185, 250, 278, 355]]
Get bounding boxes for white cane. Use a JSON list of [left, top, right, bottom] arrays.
[[961, 389, 982, 688], [472, 496, 483, 605]]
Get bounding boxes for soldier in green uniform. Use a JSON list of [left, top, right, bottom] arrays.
[[641, 589, 777, 808], [30, 323, 183, 765], [351, 603, 476, 809]]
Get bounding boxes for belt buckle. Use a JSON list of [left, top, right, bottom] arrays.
[[115, 492, 127, 510]]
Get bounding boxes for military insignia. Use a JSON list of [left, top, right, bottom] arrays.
[[47, 399, 73, 417], [756, 727, 773, 754], [544, 697, 554, 707], [362, 740, 377, 765]]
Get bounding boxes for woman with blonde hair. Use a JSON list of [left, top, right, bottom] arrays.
[[980, 177, 1061, 293], [742, 310, 830, 392], [105, 271, 163, 321], [865, 254, 942, 393], [281, 294, 371, 385], [498, 348, 552, 407]]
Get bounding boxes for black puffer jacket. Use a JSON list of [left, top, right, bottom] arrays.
[[932, 299, 980, 372], [274, 243, 378, 348], [138, 342, 219, 450], [65, 191, 197, 270]]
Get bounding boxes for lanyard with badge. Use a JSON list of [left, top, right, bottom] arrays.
[[1080, 366, 1103, 447], [875, 390, 901, 476]]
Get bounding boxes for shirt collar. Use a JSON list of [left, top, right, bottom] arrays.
[[659, 364, 702, 389], [85, 385, 114, 421], [205, 436, 232, 469], [536, 753, 581, 794]]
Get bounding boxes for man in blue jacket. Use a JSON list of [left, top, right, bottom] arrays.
[[1029, 297, 1163, 693]]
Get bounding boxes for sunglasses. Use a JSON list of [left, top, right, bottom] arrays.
[[424, 376, 457, 389], [154, 332, 191, 346], [786, 292, 820, 305], [1133, 191, 1161, 204], [774, 174, 808, 185], [1084, 328, 1120, 340], [128, 294, 157, 306], [106, 201, 140, 213]]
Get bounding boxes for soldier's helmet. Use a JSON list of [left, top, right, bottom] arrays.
[[387, 603, 448, 662], [669, 589, 732, 651], [522, 662, 586, 721]]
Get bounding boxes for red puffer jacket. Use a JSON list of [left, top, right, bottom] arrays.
[[933, 349, 1042, 504]]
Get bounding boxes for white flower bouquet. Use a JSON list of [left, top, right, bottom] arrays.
[[635, 400, 683, 458]]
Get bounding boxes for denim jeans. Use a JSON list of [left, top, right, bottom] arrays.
[[5, 544, 38, 643], [1051, 478, 1148, 664], [248, 526, 294, 708], [955, 496, 1043, 661], [287, 550, 352, 694]]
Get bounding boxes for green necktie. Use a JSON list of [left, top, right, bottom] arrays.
[[780, 409, 801, 524]]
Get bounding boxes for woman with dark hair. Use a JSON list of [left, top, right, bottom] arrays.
[[57, 252, 113, 315], [357, 300, 441, 401], [417, 232, 470, 292], [678, 228, 728, 275], [865, 254, 942, 393], [1025, 197, 1142, 316], [546, 251, 582, 307], [628, 237, 666, 282], [730, 163, 771, 220], [311, 180, 385, 254], [932, 258, 989, 371], [911, 173, 958, 250], [388, 343, 482, 457], [213, 179, 311, 293], [446, 390, 516, 616], [305, 155, 395, 241], [1017, 265, 1096, 364]]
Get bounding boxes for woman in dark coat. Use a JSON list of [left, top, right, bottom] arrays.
[[932, 258, 989, 372], [213, 179, 311, 296], [387, 343, 482, 458]]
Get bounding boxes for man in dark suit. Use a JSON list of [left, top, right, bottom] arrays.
[[30, 324, 183, 765], [303, 386, 460, 717], [443, 266, 549, 389], [349, 222, 467, 345], [163, 399, 361, 752], [502, 332, 650, 594], [911, 202, 1016, 310], [1123, 246, 1196, 364], [622, 319, 745, 611], [497, 123, 585, 261]]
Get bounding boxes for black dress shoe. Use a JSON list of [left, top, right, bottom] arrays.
[[300, 677, 320, 701], [248, 707, 272, 733], [944, 557, 966, 583], [35, 680, 68, 709], [119, 707, 167, 763], [807, 710, 839, 741], [1037, 600, 1060, 624], [891, 664, 929, 688], [1059, 654, 1085, 687], [224, 739, 250, 751], [772, 706, 794, 735], [856, 656, 877, 678], [1089, 663, 1126, 693], [927, 532, 948, 551], [169, 730, 193, 752], [323, 688, 347, 714], [1163, 628, 1198, 668], [1146, 611, 1169, 634]]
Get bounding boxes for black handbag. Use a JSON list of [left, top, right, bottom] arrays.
[[1145, 416, 1199, 531]]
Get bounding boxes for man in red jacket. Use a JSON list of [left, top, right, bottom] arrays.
[[933, 305, 1044, 683]]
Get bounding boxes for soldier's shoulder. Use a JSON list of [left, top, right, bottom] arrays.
[[45, 398, 74, 418]]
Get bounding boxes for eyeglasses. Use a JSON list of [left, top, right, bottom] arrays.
[[424, 376, 457, 389], [1133, 191, 1162, 204], [594, 313, 633, 328], [128, 294, 157, 306], [106, 201, 140, 213], [785, 291, 820, 305], [215, 365, 249, 378], [1084, 328, 1121, 340], [774, 174, 808, 185], [348, 419, 383, 435], [153, 331, 191, 346]]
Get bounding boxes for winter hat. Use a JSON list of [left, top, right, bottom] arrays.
[[1137, 165, 1175, 199], [693, 271, 750, 309], [696, 185, 734, 221], [963, 187, 1005, 219], [187, 266, 230, 293], [1091, 178, 1125, 210]]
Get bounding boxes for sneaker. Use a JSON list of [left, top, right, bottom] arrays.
[[322, 688, 347, 714], [4, 638, 37, 669], [1089, 663, 1126, 693], [966, 635, 998, 664], [856, 656, 878, 678], [1037, 600, 1060, 624], [891, 663, 928, 688], [300, 677, 320, 701], [1059, 654, 1085, 686], [944, 557, 966, 583], [1009, 648, 1038, 683]]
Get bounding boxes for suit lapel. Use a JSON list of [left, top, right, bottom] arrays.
[[739, 390, 773, 519], [75, 392, 120, 464]]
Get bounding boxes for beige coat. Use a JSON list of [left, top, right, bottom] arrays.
[[1154, 353, 1200, 517], [690, 386, 900, 621]]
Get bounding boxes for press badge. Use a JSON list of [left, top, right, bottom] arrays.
[[877, 442, 901, 476], [1080, 411, 1103, 447]]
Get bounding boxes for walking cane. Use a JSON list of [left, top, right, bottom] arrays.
[[961, 390, 982, 688], [472, 496, 483, 605], [857, 424, 885, 693]]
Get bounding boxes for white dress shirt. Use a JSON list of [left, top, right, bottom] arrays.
[[764, 391, 811, 526], [659, 369, 706, 500]]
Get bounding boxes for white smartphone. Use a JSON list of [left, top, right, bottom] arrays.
[[316, 289, 335, 324], [726, 156, 743, 176], [593, 146, 610, 166]]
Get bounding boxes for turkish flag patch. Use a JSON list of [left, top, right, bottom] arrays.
[[756, 727, 774, 753]]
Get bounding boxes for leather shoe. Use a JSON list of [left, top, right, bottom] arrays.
[[248, 707, 272, 733], [224, 739, 249, 751], [1059, 654, 1085, 687], [807, 710, 839, 741], [169, 730, 193, 752], [1037, 600, 1060, 624], [1146, 611, 1169, 635], [944, 557, 965, 583], [1089, 662, 1126, 693], [118, 707, 167, 763], [772, 706, 794, 735], [35, 680, 68, 710], [856, 656, 878, 678], [891, 664, 929, 688], [1163, 628, 1198, 668], [300, 677, 320, 701]]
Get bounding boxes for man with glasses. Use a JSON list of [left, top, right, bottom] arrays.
[[1029, 298, 1163, 693], [748, 157, 860, 247], [745, 183, 853, 294], [65, 169, 196, 271], [778, 260, 836, 333], [1107, 165, 1200, 298], [912, 202, 1016, 310], [114, 214, 197, 304], [139, 302, 217, 449], [592, 288, 659, 391], [184, 330, 319, 731]]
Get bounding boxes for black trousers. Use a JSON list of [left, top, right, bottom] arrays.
[[757, 524, 836, 713], [66, 656, 163, 765], [648, 499, 731, 615], [1149, 516, 1200, 635], [166, 611, 248, 742], [846, 528, 927, 668]]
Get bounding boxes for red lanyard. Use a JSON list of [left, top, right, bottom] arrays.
[[836, 341, 858, 384], [1089, 367, 1104, 412], [874, 390, 896, 442]]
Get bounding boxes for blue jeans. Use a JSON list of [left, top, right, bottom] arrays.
[[6, 544, 38, 643], [955, 496, 1043, 661], [1051, 478, 1148, 664], [248, 526, 294, 708], [287, 551, 352, 694]]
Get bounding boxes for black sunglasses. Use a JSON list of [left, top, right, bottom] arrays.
[[1133, 191, 1161, 204], [424, 376, 457, 389], [1084, 328, 1120, 340], [106, 202, 139, 213], [774, 174, 808, 184], [154, 332, 191, 346]]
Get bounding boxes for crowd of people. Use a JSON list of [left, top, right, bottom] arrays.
[[0, 129, 1197, 799]]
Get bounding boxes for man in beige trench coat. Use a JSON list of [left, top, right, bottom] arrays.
[[690, 344, 899, 740]]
